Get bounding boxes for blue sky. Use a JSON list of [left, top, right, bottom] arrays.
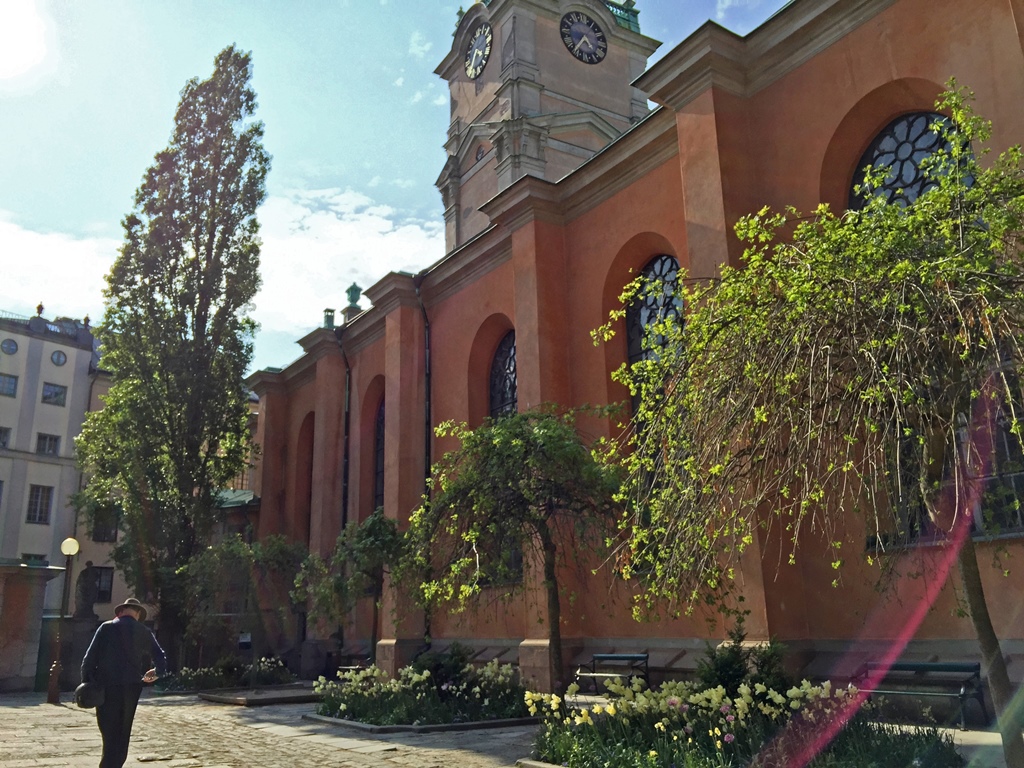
[[0, 0, 787, 372]]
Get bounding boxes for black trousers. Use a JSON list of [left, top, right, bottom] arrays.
[[95, 683, 143, 768]]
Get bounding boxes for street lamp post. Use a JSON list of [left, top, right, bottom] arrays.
[[47, 536, 80, 705]]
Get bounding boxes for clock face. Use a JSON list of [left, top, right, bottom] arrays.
[[560, 11, 608, 65], [464, 22, 493, 80]]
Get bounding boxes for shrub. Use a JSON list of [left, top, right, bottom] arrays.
[[158, 656, 293, 691], [696, 615, 793, 699], [532, 677, 962, 768], [314, 646, 529, 725]]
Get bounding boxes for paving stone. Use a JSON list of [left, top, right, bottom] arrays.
[[0, 692, 537, 767], [3, 691, 1004, 768]]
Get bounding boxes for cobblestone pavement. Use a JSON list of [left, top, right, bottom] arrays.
[[0, 691, 539, 768], [1, 690, 1011, 768]]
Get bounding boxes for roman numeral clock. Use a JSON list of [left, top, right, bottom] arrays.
[[464, 22, 492, 79], [560, 11, 608, 64]]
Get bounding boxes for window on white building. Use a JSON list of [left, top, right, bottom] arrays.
[[0, 373, 17, 398], [36, 433, 60, 456], [41, 382, 67, 406], [26, 485, 53, 525]]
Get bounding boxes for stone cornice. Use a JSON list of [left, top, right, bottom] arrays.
[[335, 309, 386, 356], [247, 330, 340, 397], [246, 368, 287, 398], [419, 226, 514, 306], [467, 104, 675, 232], [479, 175, 565, 232], [635, 0, 898, 110], [297, 327, 343, 359], [363, 272, 421, 316], [535, 110, 622, 142], [559, 107, 678, 221]]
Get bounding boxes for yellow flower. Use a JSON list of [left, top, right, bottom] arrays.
[[654, 721, 666, 732], [592, 704, 603, 715], [605, 703, 617, 717]]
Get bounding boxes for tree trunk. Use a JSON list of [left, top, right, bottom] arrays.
[[157, 599, 184, 671], [538, 524, 564, 693], [956, 530, 1024, 768], [371, 584, 381, 665]]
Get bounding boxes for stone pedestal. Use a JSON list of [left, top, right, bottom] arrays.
[[66, 617, 100, 688], [0, 562, 63, 692], [299, 639, 334, 680], [519, 638, 556, 693], [375, 638, 424, 678]]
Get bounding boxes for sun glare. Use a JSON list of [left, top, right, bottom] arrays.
[[0, 0, 50, 82]]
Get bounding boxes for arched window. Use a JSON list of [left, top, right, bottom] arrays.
[[849, 111, 949, 210], [489, 331, 517, 418], [626, 254, 682, 367], [373, 398, 385, 511]]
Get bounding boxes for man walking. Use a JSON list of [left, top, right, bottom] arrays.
[[81, 597, 167, 768]]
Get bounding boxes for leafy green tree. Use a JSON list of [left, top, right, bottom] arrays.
[[185, 534, 306, 674], [75, 46, 270, 664], [609, 86, 1024, 766], [293, 509, 405, 662], [407, 408, 622, 690]]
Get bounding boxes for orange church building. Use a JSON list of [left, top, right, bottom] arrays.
[[247, 0, 1024, 692]]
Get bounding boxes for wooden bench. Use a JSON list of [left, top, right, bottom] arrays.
[[574, 652, 649, 694], [852, 661, 988, 730]]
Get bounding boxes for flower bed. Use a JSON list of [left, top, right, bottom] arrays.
[[529, 677, 963, 768], [314, 646, 529, 726], [157, 656, 295, 692]]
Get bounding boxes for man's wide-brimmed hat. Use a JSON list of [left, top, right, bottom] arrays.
[[114, 597, 147, 621]]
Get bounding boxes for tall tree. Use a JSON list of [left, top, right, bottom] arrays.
[[609, 86, 1024, 767], [75, 46, 270, 663], [293, 509, 405, 663], [407, 408, 622, 691]]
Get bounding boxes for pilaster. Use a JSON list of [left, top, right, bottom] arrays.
[[364, 274, 429, 673]]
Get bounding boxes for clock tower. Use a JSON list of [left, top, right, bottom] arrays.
[[435, 0, 659, 252]]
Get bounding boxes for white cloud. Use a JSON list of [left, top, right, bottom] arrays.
[[410, 91, 423, 104], [390, 179, 415, 189], [0, 192, 446, 371], [393, 76, 404, 87], [432, 94, 447, 106], [715, 0, 763, 21], [408, 31, 432, 59], [0, 211, 116, 322], [0, 0, 58, 94], [253, 188, 443, 341]]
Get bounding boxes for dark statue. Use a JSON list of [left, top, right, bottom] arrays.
[[74, 561, 99, 619]]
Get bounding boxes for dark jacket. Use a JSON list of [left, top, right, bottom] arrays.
[[81, 615, 168, 687]]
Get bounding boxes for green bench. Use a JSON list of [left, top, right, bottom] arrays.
[[574, 652, 649, 694], [853, 661, 988, 730]]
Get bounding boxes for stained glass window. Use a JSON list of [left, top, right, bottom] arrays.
[[849, 111, 949, 210], [626, 254, 682, 367], [489, 331, 517, 418], [374, 399, 385, 511]]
